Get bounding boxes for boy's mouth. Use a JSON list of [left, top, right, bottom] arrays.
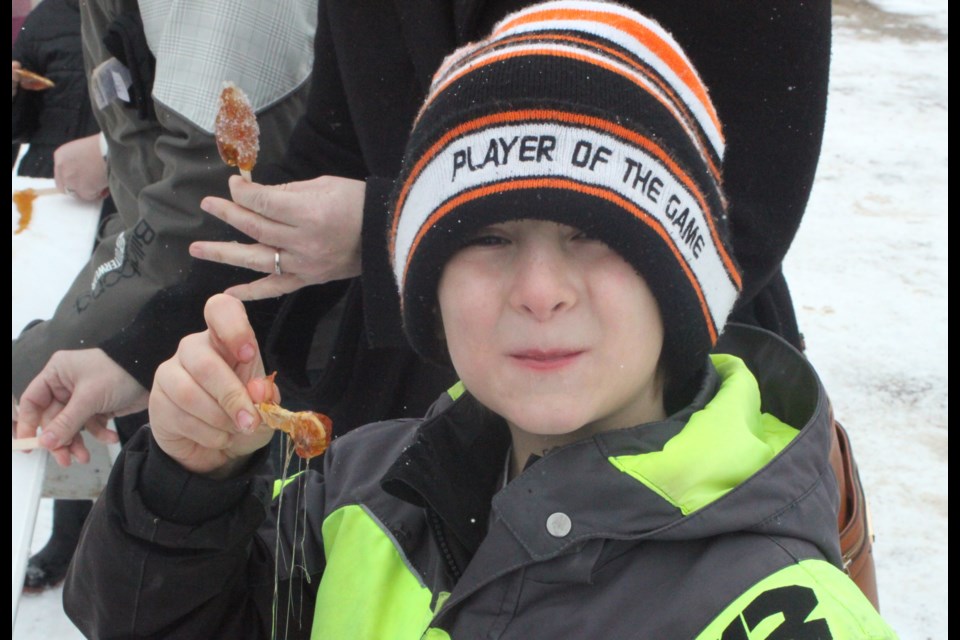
[[509, 349, 585, 371]]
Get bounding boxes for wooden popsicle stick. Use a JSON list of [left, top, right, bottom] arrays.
[[29, 186, 62, 196], [12, 186, 61, 197], [240, 169, 252, 181], [11, 437, 40, 451]]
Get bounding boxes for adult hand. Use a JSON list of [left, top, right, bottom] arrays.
[[15, 349, 149, 467], [53, 134, 110, 202], [149, 294, 275, 477], [189, 175, 365, 300]]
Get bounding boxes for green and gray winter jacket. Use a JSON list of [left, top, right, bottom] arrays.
[[64, 325, 896, 639]]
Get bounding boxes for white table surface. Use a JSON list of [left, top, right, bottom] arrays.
[[11, 175, 101, 630]]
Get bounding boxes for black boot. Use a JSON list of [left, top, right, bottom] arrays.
[[23, 499, 93, 592]]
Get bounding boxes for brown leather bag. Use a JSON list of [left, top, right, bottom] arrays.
[[828, 416, 880, 611]]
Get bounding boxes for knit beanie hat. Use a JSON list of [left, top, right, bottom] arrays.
[[389, 0, 742, 386]]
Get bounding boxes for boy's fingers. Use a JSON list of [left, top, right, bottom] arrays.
[[246, 377, 280, 405], [203, 294, 259, 367], [175, 331, 259, 435]]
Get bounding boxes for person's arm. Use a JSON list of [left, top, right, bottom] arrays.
[[220, 0, 412, 349], [63, 421, 325, 638], [63, 294, 325, 639], [14, 348, 144, 466], [188, 174, 365, 301], [674, 3, 832, 306], [11, 32, 42, 143], [11, 73, 308, 400]]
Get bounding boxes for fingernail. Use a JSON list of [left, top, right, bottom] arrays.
[[237, 410, 255, 433], [200, 199, 212, 213], [238, 343, 255, 362], [39, 432, 59, 448]]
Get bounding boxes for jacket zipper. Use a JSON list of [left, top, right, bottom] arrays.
[[428, 509, 463, 581]]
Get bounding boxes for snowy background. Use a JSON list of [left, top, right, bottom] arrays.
[[12, 0, 947, 637]]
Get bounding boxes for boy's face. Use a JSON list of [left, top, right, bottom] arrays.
[[438, 219, 666, 442]]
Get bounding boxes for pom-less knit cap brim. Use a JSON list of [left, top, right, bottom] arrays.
[[390, 0, 742, 383]]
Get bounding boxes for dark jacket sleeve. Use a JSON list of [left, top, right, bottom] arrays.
[[10, 0, 311, 395], [254, 0, 429, 351], [663, 2, 832, 345], [63, 427, 323, 639], [11, 0, 99, 178], [11, 27, 42, 145]]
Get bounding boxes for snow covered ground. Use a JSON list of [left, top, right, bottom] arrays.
[[12, 0, 947, 637]]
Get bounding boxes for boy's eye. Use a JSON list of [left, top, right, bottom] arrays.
[[462, 233, 509, 248], [570, 229, 600, 242]]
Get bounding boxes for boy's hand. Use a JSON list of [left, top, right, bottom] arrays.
[[149, 294, 275, 477]]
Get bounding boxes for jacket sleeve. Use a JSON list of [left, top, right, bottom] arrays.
[[11, 13, 42, 144], [254, 0, 411, 349], [694, 560, 897, 640], [10, 0, 311, 395], [10, 89, 307, 394], [63, 427, 325, 639], [676, 3, 832, 305]]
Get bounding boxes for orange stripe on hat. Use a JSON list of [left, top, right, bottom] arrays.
[[494, 7, 722, 139]]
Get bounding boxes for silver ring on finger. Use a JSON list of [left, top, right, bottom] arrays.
[[274, 249, 283, 276]]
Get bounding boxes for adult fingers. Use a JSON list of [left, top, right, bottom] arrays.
[[15, 378, 55, 440], [53, 165, 66, 194], [227, 175, 303, 226], [198, 195, 284, 246], [223, 274, 303, 301], [34, 388, 104, 450], [85, 416, 121, 445], [65, 433, 91, 465], [189, 240, 277, 275], [43, 430, 87, 468]]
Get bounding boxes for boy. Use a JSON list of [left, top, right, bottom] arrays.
[[64, 2, 895, 638]]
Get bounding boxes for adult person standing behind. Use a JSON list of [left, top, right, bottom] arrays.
[[189, 1, 830, 435], [12, 0, 316, 466]]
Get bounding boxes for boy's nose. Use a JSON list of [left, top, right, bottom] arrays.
[[508, 246, 577, 320]]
